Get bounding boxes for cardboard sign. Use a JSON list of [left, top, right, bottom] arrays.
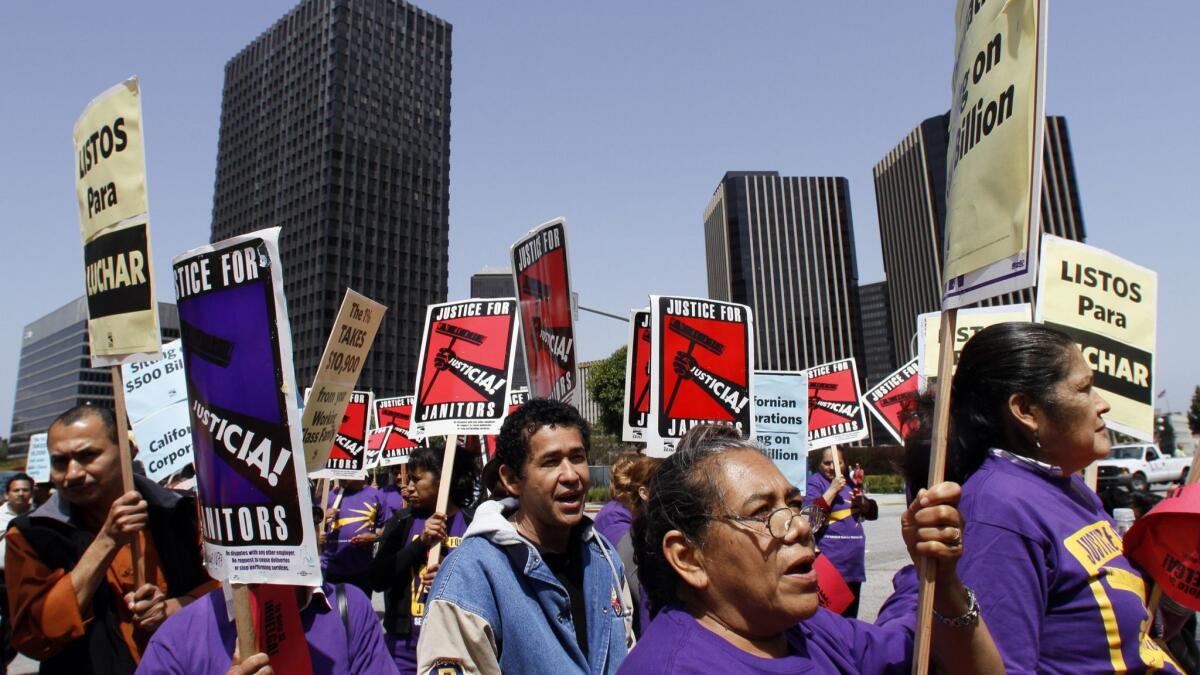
[[754, 371, 808, 489], [862, 358, 921, 445], [511, 218, 578, 404], [25, 433, 50, 483], [74, 77, 161, 365], [941, 0, 1048, 308], [121, 339, 186, 423], [622, 309, 652, 443], [1036, 235, 1157, 440], [411, 299, 519, 438], [134, 402, 193, 482], [1123, 483, 1200, 612], [806, 358, 868, 450], [480, 388, 529, 460], [814, 553, 854, 614], [373, 395, 422, 467], [301, 290, 386, 471], [309, 391, 373, 480], [173, 227, 319, 586], [917, 303, 1032, 382], [247, 584, 313, 675], [648, 295, 754, 457]]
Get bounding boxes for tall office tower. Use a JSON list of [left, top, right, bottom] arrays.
[[874, 114, 1086, 352], [858, 281, 896, 385], [704, 172, 866, 374], [211, 0, 452, 399], [469, 266, 527, 389], [9, 298, 179, 456]]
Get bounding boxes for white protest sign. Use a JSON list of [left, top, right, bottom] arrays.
[[133, 401, 193, 482], [120, 339, 186, 424], [25, 433, 50, 483], [754, 371, 808, 490]]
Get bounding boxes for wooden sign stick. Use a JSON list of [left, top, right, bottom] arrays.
[[231, 583, 258, 663], [830, 444, 842, 478], [427, 433, 459, 568], [110, 365, 144, 588], [911, 307, 958, 675]]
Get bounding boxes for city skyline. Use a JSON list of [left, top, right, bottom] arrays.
[[2, 2, 1198, 435]]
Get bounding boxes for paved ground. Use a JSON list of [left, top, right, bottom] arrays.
[[857, 497, 911, 623]]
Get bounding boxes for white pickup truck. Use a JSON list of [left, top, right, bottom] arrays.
[[1097, 443, 1191, 491]]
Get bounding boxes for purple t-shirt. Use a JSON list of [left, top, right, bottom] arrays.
[[618, 605, 911, 674], [135, 583, 398, 675], [594, 500, 633, 548], [804, 472, 866, 582], [379, 485, 405, 520], [321, 485, 386, 577], [958, 451, 1184, 673], [387, 510, 468, 674]]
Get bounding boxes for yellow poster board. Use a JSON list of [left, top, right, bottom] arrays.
[[74, 77, 160, 366], [942, 0, 1047, 308], [918, 303, 1032, 381], [1035, 235, 1157, 441]]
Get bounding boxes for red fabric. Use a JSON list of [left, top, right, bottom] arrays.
[[1123, 482, 1200, 611], [814, 496, 832, 513], [814, 553, 854, 614], [248, 585, 313, 675]]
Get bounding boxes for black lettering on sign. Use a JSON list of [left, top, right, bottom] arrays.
[[1047, 322, 1153, 404], [83, 223, 151, 319]]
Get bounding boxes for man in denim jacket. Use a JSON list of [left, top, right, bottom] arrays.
[[417, 399, 635, 674]]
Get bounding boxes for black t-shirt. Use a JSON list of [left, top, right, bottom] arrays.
[[541, 529, 589, 659]]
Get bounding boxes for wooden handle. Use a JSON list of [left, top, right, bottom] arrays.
[[110, 366, 144, 588], [830, 444, 842, 477], [427, 434, 458, 568], [231, 583, 258, 662]]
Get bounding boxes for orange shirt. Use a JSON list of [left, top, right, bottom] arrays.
[[5, 526, 217, 662]]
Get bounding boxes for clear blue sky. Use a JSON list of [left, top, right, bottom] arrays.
[[3, 2, 1198, 435]]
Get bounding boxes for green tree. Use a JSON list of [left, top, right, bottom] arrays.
[[1157, 414, 1177, 453], [587, 345, 628, 436], [1188, 386, 1200, 436]]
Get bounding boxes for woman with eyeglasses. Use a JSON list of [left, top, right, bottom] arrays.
[[618, 431, 1002, 674]]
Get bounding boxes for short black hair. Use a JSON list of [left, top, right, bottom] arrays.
[[408, 445, 480, 509], [50, 403, 119, 445], [6, 473, 33, 493], [496, 398, 590, 479]]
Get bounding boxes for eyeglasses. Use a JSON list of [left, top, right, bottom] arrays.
[[707, 504, 825, 540]]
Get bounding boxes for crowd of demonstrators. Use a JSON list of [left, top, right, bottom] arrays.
[[803, 447, 878, 618], [369, 445, 478, 673], [416, 399, 635, 674], [905, 322, 1187, 672], [620, 429, 1003, 673], [5, 404, 214, 675], [0, 473, 34, 666], [319, 478, 387, 596]]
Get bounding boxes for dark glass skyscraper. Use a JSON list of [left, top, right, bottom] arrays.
[[210, 0, 451, 398], [858, 281, 895, 385], [704, 172, 866, 374], [873, 114, 1085, 353]]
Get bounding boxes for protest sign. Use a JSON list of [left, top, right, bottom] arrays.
[[309, 391, 373, 480], [647, 295, 754, 457], [862, 358, 922, 445], [75, 77, 161, 366], [941, 0, 1048, 308], [134, 402, 193, 482], [480, 388, 529, 460], [511, 218, 578, 404], [411, 299, 519, 438], [622, 309, 651, 443], [173, 227, 319, 586], [374, 395, 421, 466], [806, 358, 868, 450], [917, 303, 1031, 382], [814, 553, 854, 615], [1035, 235, 1157, 440], [25, 433, 50, 483], [754, 371, 808, 489], [121, 339, 186, 423], [301, 290, 386, 472]]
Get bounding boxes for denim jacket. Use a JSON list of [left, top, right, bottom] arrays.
[[416, 498, 635, 674]]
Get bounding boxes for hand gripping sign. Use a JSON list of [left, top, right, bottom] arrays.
[[862, 358, 922, 445], [309, 391, 373, 480], [373, 395, 423, 466], [647, 296, 754, 457], [410, 299, 519, 439], [805, 358, 868, 450], [621, 309, 652, 443], [173, 227, 319, 587], [511, 218, 579, 405]]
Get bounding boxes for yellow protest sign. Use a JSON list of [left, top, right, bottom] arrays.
[[74, 77, 160, 365], [1035, 235, 1156, 440], [942, 0, 1047, 307], [918, 303, 1032, 380]]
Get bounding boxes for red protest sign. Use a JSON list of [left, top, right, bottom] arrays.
[[806, 358, 868, 450], [814, 553, 854, 614], [411, 299, 518, 438], [862, 358, 921, 444], [248, 584, 313, 675], [622, 309, 651, 443], [511, 218, 578, 404], [1123, 482, 1200, 611], [373, 395, 422, 466], [311, 390, 372, 479], [648, 296, 754, 455], [479, 388, 529, 460]]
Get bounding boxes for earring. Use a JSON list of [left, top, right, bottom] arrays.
[[1034, 432, 1042, 451]]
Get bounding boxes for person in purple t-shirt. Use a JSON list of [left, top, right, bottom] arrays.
[[594, 453, 639, 547], [378, 466, 408, 521], [619, 426, 1003, 674], [921, 323, 1187, 672], [320, 479, 386, 595], [804, 446, 878, 618], [369, 445, 477, 674]]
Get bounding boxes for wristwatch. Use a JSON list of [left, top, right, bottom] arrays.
[[932, 586, 980, 628]]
